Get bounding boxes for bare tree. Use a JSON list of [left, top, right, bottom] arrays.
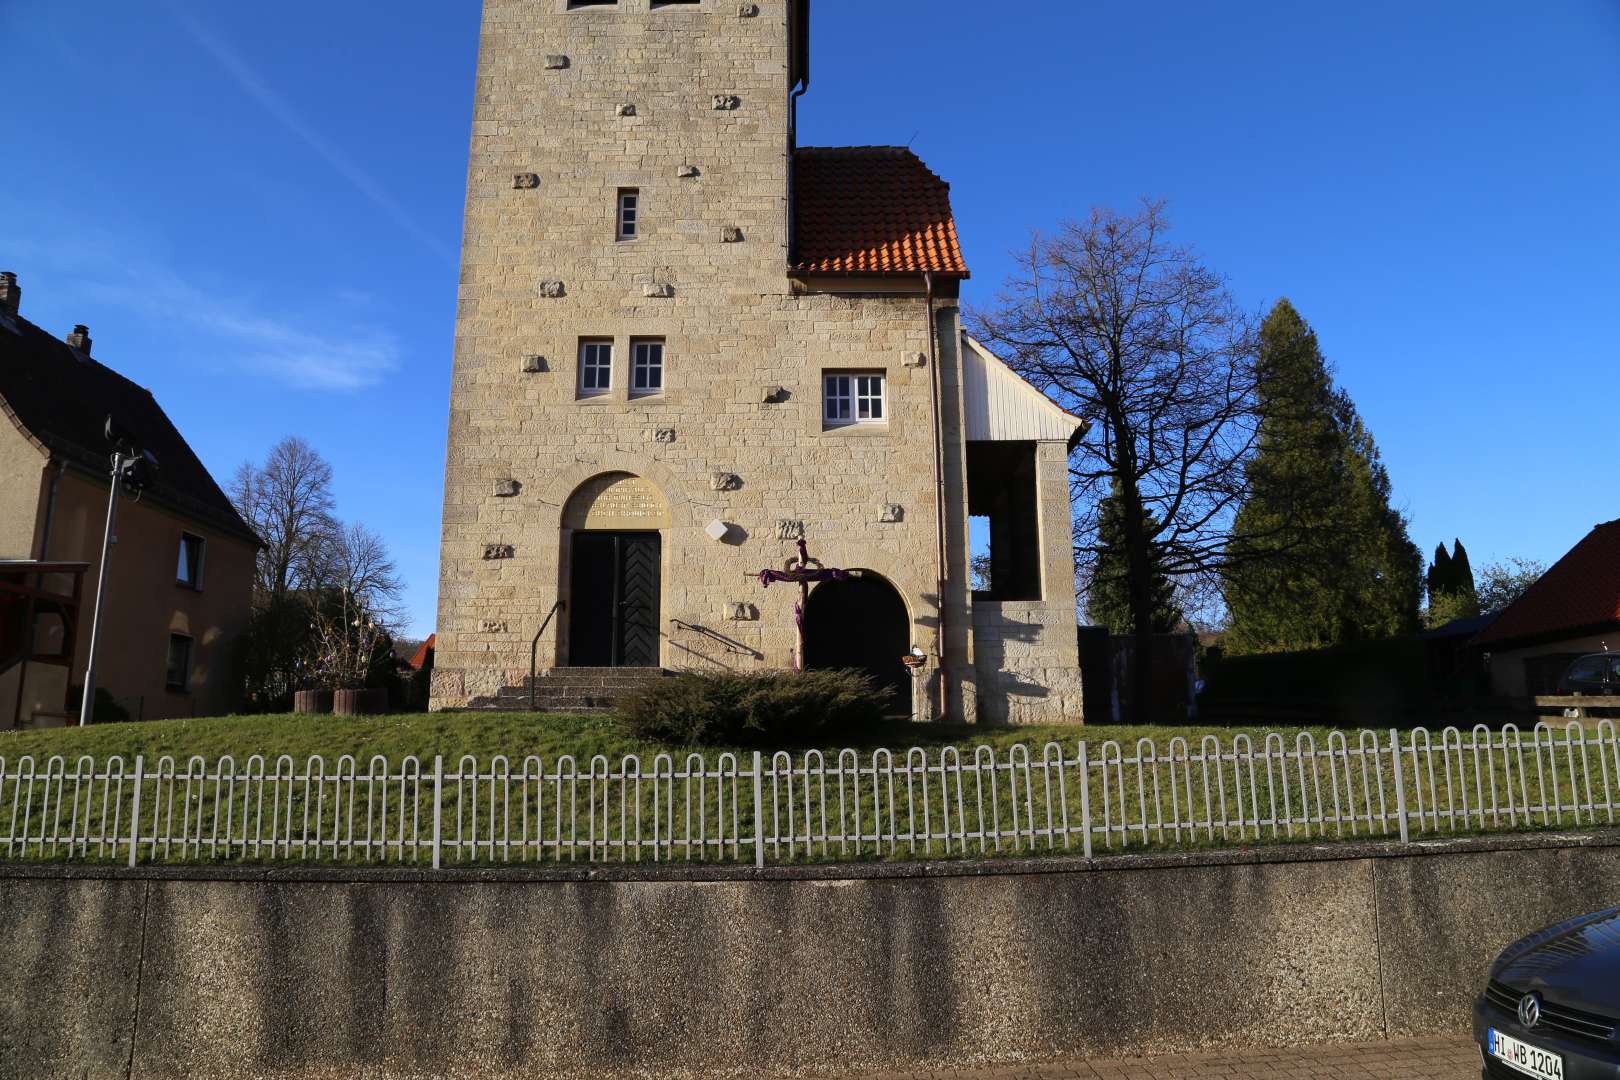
[[330, 521, 405, 623], [230, 436, 340, 604], [971, 201, 1259, 722]]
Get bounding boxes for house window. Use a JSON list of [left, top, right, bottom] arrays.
[[579, 339, 613, 396], [567, 0, 617, 8], [651, 0, 701, 6], [165, 634, 193, 692], [631, 338, 664, 397], [823, 372, 886, 426], [617, 189, 639, 241], [176, 532, 206, 589]]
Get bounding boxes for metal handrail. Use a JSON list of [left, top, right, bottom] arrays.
[[670, 618, 763, 659], [529, 600, 565, 711]]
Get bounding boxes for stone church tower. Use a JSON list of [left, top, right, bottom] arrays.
[[434, 0, 1086, 723]]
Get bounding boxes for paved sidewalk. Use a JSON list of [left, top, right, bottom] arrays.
[[835, 1035, 1480, 1079]]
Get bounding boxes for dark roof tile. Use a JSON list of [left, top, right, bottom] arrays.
[[0, 314, 258, 545], [1472, 520, 1620, 648]]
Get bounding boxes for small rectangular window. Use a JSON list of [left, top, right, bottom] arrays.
[[176, 532, 206, 589], [567, 0, 617, 8], [579, 339, 613, 396], [617, 189, 639, 241], [631, 338, 665, 397], [651, 0, 702, 7], [165, 634, 193, 692], [823, 371, 885, 426]]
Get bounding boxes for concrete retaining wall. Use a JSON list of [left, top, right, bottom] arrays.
[[4, 833, 1619, 1079]]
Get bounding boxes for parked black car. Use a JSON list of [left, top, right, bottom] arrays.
[[1474, 908, 1620, 1079], [1557, 653, 1620, 696]]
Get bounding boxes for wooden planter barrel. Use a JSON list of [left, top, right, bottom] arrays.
[[333, 688, 389, 716], [293, 690, 333, 715]]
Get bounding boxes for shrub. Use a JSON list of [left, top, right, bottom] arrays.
[[617, 668, 885, 746]]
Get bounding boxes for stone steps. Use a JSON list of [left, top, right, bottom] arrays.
[[465, 668, 673, 713]]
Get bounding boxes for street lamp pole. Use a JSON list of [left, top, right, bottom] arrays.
[[78, 449, 125, 727]]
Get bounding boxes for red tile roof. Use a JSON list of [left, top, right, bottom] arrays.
[[409, 633, 436, 671], [791, 147, 969, 277], [1472, 520, 1620, 648]]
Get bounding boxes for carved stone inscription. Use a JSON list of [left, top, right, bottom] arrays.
[[563, 472, 670, 530], [775, 519, 805, 540]]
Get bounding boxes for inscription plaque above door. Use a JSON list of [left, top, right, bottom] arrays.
[[562, 472, 671, 531]]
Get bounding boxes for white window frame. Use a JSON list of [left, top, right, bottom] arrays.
[[579, 339, 613, 396], [617, 189, 639, 241], [630, 338, 664, 397], [823, 371, 887, 426], [176, 531, 206, 590]]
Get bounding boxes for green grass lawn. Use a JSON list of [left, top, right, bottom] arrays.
[[0, 709, 1349, 770]]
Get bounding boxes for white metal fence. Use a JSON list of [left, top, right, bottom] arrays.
[[3, 721, 1617, 868]]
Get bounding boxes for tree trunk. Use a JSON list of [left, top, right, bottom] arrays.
[[1114, 434, 1155, 726]]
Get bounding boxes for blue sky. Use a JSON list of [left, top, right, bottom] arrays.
[[5, 1, 1618, 637]]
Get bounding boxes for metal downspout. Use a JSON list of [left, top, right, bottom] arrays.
[[924, 272, 949, 723]]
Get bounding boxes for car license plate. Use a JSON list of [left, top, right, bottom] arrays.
[[1490, 1029, 1565, 1080]]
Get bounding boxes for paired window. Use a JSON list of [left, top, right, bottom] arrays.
[[580, 338, 667, 397], [176, 532, 205, 589], [579, 340, 614, 396], [631, 339, 664, 396], [567, 1, 617, 8], [165, 634, 193, 692], [823, 372, 886, 426], [617, 189, 639, 241]]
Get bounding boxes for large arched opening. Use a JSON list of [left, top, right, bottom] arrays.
[[802, 573, 912, 716], [561, 472, 669, 668]]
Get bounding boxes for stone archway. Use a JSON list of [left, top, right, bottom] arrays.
[[803, 573, 912, 715], [561, 473, 670, 668]]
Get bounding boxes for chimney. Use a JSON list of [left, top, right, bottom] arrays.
[[65, 324, 92, 354], [0, 272, 18, 318]]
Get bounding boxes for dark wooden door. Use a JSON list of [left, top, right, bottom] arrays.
[[569, 532, 661, 667]]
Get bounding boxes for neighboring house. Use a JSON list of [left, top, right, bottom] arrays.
[[0, 272, 259, 727], [1471, 519, 1620, 697], [433, 1, 1087, 723], [408, 634, 435, 671]]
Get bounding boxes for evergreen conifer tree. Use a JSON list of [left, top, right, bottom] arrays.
[[1088, 484, 1182, 634], [1224, 301, 1423, 652], [1427, 543, 1453, 607]]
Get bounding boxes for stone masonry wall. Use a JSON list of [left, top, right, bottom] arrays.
[[434, 0, 1081, 722]]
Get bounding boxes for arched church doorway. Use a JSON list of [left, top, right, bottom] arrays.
[[803, 573, 911, 715], [562, 473, 669, 668]]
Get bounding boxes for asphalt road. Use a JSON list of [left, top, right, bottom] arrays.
[[829, 1035, 1481, 1079]]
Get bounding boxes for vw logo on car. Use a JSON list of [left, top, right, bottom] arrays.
[[1475, 907, 1620, 1080]]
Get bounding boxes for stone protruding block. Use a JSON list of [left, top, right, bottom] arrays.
[[722, 226, 745, 243], [617, 103, 637, 117], [643, 283, 674, 298], [538, 281, 566, 298], [513, 173, 540, 189], [676, 164, 701, 178], [712, 95, 741, 111], [879, 504, 904, 523], [483, 544, 515, 561], [902, 352, 928, 368], [653, 428, 677, 443], [521, 355, 548, 373], [711, 472, 742, 492], [704, 519, 731, 542], [544, 55, 569, 69], [493, 479, 521, 498], [738, 3, 759, 16], [776, 519, 805, 540]]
